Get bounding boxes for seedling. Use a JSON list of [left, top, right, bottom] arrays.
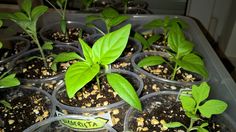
[[143, 16, 188, 45], [86, 7, 129, 35], [164, 82, 228, 132], [138, 23, 208, 80], [134, 32, 161, 50], [65, 24, 142, 111], [45, 0, 68, 36], [0, 0, 48, 66], [81, 0, 94, 10]]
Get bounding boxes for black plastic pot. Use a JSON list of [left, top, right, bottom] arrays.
[[0, 85, 55, 131], [131, 52, 205, 92], [9, 45, 81, 94], [0, 37, 30, 68], [124, 91, 233, 131], [39, 21, 96, 48], [52, 69, 143, 131]]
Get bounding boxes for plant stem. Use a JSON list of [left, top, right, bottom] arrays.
[[96, 74, 100, 90], [31, 34, 47, 67], [124, 2, 127, 14], [171, 63, 178, 80]]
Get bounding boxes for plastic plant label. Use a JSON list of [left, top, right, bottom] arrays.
[[56, 111, 113, 129], [176, 88, 192, 102]]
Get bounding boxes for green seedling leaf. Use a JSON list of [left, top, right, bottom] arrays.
[[192, 82, 210, 104], [53, 52, 81, 63], [0, 100, 12, 109], [171, 17, 188, 29], [42, 41, 53, 50], [60, 19, 67, 34], [106, 73, 142, 111], [197, 127, 209, 132], [138, 56, 165, 67], [102, 7, 119, 18], [134, 32, 149, 49], [147, 34, 161, 46], [164, 122, 185, 128], [185, 112, 199, 120], [200, 123, 209, 128], [180, 95, 196, 112], [79, 38, 93, 64], [0, 74, 20, 88], [0, 19, 3, 27], [0, 42, 2, 49], [31, 6, 48, 21], [109, 15, 129, 27], [21, 0, 32, 16], [51, 52, 81, 71], [65, 62, 100, 98], [168, 24, 193, 58], [86, 15, 101, 23], [199, 99, 228, 118], [175, 53, 208, 78], [143, 19, 164, 29], [0, 13, 16, 21], [92, 24, 131, 65], [14, 12, 29, 21]]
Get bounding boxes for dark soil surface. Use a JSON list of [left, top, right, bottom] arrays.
[[56, 74, 139, 131], [50, 28, 90, 43], [128, 94, 226, 132], [0, 88, 52, 131]]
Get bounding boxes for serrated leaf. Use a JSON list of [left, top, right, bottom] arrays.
[[106, 73, 141, 111], [79, 38, 93, 64], [199, 99, 228, 118], [185, 112, 199, 119], [171, 18, 188, 29], [192, 82, 210, 104], [65, 62, 99, 98], [51, 63, 57, 72], [138, 56, 165, 67], [109, 15, 129, 27], [21, 0, 32, 16], [60, 19, 67, 34], [102, 7, 119, 18], [0, 74, 20, 88], [164, 122, 184, 128], [31, 6, 48, 21], [134, 32, 148, 49], [147, 34, 161, 45], [180, 95, 196, 112], [42, 41, 53, 50], [175, 53, 208, 78], [143, 19, 164, 29], [92, 24, 131, 65]]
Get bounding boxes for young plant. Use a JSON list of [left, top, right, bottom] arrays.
[[86, 7, 129, 35], [0, 0, 48, 66], [81, 0, 94, 10], [143, 16, 188, 45], [65, 24, 142, 111], [134, 32, 161, 50], [164, 82, 228, 132], [138, 23, 208, 80], [45, 0, 68, 35]]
